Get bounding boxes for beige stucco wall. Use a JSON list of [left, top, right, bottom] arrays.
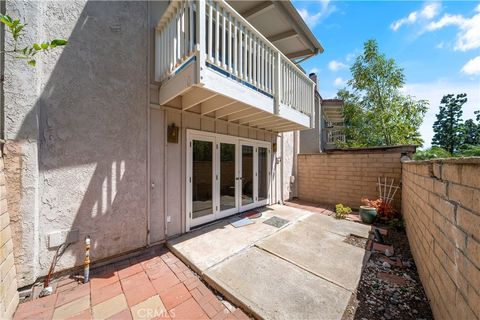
[[0, 155, 19, 320], [4, 1, 151, 286], [297, 148, 410, 210], [3, 0, 295, 288], [402, 159, 479, 320]]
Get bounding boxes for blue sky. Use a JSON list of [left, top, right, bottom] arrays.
[[293, 1, 480, 147]]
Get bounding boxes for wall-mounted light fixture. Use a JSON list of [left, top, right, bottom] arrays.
[[167, 123, 179, 143]]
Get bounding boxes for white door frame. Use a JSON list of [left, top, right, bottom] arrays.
[[186, 129, 271, 231], [186, 132, 217, 229], [216, 135, 239, 219]]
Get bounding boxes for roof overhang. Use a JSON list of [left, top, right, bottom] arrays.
[[227, 0, 323, 62]]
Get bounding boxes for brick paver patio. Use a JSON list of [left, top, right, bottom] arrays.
[[14, 247, 249, 320]]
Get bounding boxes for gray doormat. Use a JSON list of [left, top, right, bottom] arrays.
[[263, 216, 289, 228]]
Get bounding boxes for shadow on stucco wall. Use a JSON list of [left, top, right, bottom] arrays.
[[5, 1, 152, 285]]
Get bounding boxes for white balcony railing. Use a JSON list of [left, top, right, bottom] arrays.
[[155, 0, 315, 121], [325, 128, 346, 144]]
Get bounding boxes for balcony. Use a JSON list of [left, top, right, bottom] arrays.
[[324, 127, 346, 149], [155, 0, 316, 132]]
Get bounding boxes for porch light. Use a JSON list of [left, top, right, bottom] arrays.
[[167, 123, 179, 143]]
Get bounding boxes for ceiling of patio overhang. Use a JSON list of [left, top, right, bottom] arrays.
[[227, 0, 323, 61], [322, 100, 344, 123]]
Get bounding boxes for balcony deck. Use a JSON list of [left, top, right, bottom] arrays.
[[155, 0, 316, 132]]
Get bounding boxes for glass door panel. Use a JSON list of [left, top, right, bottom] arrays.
[[258, 147, 268, 201], [241, 145, 254, 206], [192, 140, 214, 219], [219, 143, 236, 211]]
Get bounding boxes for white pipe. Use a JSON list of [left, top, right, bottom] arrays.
[[146, 1, 152, 247], [293, 130, 298, 198], [280, 132, 284, 204], [84, 236, 90, 283], [164, 110, 168, 238]]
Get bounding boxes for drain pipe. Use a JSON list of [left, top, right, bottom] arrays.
[[280, 133, 284, 204]]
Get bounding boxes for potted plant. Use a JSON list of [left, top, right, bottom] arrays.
[[359, 198, 379, 224], [360, 197, 397, 224]]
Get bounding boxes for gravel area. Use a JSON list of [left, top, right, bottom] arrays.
[[342, 226, 434, 320]]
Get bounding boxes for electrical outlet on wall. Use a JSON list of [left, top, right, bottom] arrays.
[[167, 216, 171, 223], [48, 229, 80, 248]]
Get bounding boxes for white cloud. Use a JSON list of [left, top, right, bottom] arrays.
[[391, 2, 441, 31], [297, 0, 336, 28], [309, 67, 320, 74], [461, 56, 480, 75], [402, 80, 480, 147], [421, 2, 441, 19], [334, 77, 346, 86], [328, 60, 347, 71], [424, 5, 480, 51]]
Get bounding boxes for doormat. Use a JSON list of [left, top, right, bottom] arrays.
[[241, 211, 262, 219], [263, 216, 289, 228], [230, 218, 254, 228]]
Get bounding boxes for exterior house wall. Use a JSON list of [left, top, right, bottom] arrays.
[[148, 107, 278, 238], [3, 0, 298, 288], [297, 147, 414, 211], [0, 155, 19, 320], [299, 96, 321, 153], [4, 1, 151, 286], [402, 159, 480, 320]]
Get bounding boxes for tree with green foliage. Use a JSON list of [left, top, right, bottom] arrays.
[[0, 14, 67, 66], [460, 118, 479, 146], [432, 93, 467, 153], [338, 39, 428, 147]]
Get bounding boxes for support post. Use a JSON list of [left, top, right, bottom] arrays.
[[196, 0, 206, 84], [273, 51, 281, 114]]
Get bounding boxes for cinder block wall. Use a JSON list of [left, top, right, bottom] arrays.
[[402, 158, 479, 320], [297, 147, 409, 211], [0, 155, 19, 320]]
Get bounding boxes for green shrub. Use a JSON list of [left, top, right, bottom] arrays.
[[458, 145, 480, 157], [335, 204, 352, 219], [412, 147, 451, 160]]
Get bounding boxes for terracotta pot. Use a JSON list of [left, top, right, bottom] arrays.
[[359, 206, 377, 224]]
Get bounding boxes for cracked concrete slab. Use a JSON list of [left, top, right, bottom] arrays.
[[168, 205, 371, 320], [167, 205, 312, 274], [204, 247, 352, 320], [256, 214, 369, 291]]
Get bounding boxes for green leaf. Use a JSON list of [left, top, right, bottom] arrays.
[[0, 15, 13, 27], [41, 42, 49, 50], [33, 43, 41, 50], [27, 59, 36, 66], [50, 39, 68, 46]]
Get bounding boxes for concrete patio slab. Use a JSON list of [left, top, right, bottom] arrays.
[[204, 247, 352, 320], [168, 205, 312, 274], [298, 212, 371, 238], [168, 205, 372, 320], [256, 214, 369, 291]]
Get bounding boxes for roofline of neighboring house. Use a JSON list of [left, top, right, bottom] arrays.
[[321, 99, 344, 106], [274, 1, 324, 58]]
